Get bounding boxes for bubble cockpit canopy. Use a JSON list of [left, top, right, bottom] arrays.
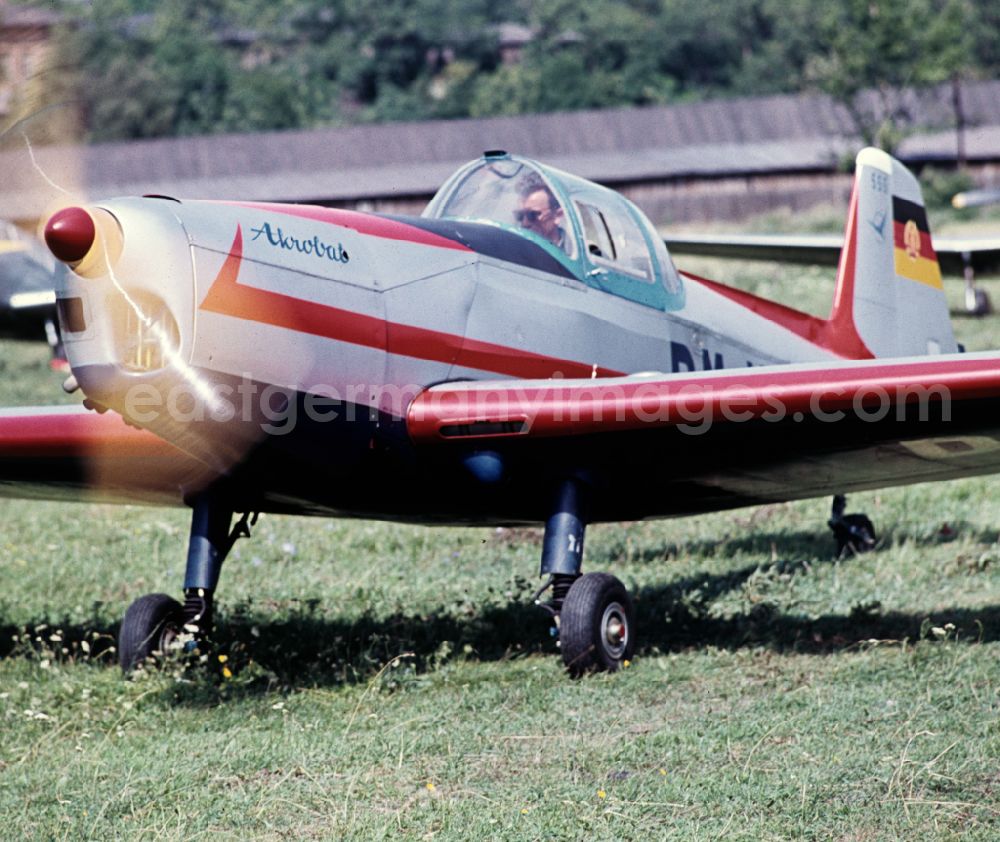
[[424, 151, 684, 308], [423, 153, 577, 259]]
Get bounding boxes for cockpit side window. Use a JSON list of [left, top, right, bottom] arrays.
[[578, 200, 652, 281], [636, 211, 683, 294], [575, 202, 616, 261]]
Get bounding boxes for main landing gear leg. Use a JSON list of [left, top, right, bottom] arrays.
[[118, 494, 257, 673], [828, 494, 877, 557], [533, 479, 635, 676]]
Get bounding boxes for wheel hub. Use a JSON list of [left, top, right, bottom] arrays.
[[601, 601, 629, 659], [606, 617, 624, 643], [158, 624, 179, 655]]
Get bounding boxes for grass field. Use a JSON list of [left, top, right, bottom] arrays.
[[2, 227, 1000, 839]]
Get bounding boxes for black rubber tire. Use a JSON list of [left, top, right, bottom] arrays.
[[973, 288, 992, 316], [119, 593, 184, 673], [560, 573, 635, 676]]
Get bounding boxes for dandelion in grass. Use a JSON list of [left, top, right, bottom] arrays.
[[426, 782, 436, 792], [597, 789, 606, 799]]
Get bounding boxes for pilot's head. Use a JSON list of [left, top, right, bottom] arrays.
[[515, 181, 564, 247]]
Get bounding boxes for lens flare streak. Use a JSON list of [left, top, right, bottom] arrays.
[[101, 249, 222, 414]]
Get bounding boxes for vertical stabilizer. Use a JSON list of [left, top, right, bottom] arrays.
[[829, 148, 957, 358]]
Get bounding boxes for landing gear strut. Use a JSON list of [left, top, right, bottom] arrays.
[[118, 493, 257, 672], [534, 479, 635, 675], [828, 494, 876, 557]]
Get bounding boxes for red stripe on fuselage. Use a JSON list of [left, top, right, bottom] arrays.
[[222, 201, 474, 252], [685, 273, 831, 344], [681, 182, 873, 360], [200, 226, 623, 379]]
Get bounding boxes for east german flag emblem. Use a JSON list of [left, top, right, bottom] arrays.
[[892, 196, 942, 289]]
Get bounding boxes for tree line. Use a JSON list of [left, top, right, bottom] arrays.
[[11, 0, 1000, 147]]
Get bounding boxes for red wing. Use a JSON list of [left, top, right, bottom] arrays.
[[407, 353, 1000, 511], [0, 405, 218, 506]]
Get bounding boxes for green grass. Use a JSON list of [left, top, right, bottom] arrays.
[[2, 222, 1000, 839]]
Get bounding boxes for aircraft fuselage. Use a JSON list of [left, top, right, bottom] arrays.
[[49, 195, 859, 524]]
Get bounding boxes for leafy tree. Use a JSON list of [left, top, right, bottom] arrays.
[[967, 0, 1000, 77], [730, 0, 819, 96], [220, 67, 312, 133], [804, 0, 976, 151], [10, 0, 1000, 143]]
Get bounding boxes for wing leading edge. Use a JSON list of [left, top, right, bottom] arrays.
[[407, 353, 1000, 518], [0, 405, 218, 506]]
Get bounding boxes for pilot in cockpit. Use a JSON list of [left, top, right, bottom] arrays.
[[514, 175, 568, 253]]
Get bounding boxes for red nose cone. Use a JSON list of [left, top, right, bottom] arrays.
[[44, 207, 96, 263]]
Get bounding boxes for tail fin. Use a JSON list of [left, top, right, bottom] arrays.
[[829, 148, 957, 358]]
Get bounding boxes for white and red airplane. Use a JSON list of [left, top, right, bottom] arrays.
[[3, 147, 1000, 675]]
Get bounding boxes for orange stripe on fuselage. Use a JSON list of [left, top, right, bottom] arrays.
[[199, 226, 623, 379]]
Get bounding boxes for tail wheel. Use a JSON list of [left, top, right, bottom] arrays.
[[829, 495, 877, 557], [836, 513, 877, 556], [560, 573, 635, 676], [119, 593, 184, 673]]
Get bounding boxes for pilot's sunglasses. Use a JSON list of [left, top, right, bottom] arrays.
[[515, 209, 544, 224]]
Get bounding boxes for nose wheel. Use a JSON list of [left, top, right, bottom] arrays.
[[118, 494, 256, 674], [559, 573, 635, 675]]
